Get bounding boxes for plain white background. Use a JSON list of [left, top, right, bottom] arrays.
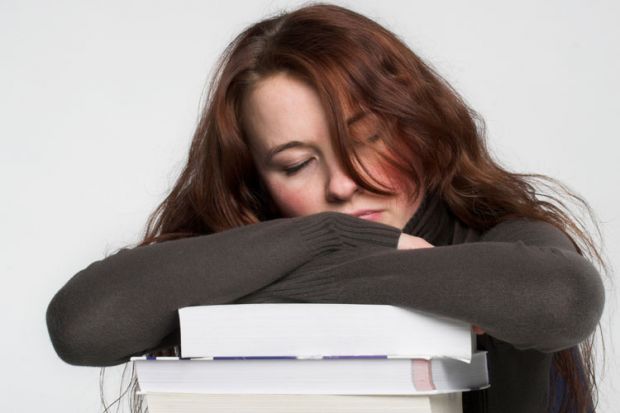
[[2, 0, 618, 411]]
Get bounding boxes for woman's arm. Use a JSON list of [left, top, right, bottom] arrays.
[[45, 212, 401, 367], [237, 218, 605, 353]]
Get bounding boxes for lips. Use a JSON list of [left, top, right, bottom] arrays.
[[350, 210, 383, 221]]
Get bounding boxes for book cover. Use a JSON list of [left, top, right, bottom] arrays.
[[179, 303, 475, 362]]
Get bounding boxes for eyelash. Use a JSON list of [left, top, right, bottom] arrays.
[[283, 159, 313, 176]]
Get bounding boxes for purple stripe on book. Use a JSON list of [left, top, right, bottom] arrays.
[[213, 356, 298, 360]]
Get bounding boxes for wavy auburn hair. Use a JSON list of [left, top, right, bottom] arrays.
[[100, 3, 609, 413]]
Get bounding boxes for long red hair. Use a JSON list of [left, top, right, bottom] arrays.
[[99, 4, 608, 413]]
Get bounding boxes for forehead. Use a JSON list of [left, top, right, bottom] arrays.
[[241, 74, 327, 149], [241, 73, 378, 152]]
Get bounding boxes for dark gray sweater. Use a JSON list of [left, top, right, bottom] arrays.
[[46, 190, 605, 412]]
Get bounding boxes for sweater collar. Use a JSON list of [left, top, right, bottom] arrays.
[[402, 189, 457, 246]]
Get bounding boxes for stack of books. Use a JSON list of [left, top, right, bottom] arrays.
[[132, 304, 489, 412]]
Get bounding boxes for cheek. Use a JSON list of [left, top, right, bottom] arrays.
[[265, 180, 321, 217]]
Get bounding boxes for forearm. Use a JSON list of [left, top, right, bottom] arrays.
[[248, 240, 604, 353], [46, 212, 400, 367], [334, 243, 603, 352]]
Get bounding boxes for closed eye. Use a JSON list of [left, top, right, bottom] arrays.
[[282, 159, 313, 176]]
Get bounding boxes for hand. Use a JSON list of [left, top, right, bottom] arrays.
[[397, 233, 434, 250]]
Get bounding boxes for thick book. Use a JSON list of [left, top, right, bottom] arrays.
[[178, 304, 475, 361], [138, 392, 463, 413], [131, 352, 489, 394]]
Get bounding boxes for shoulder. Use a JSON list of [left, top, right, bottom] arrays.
[[480, 217, 578, 253]]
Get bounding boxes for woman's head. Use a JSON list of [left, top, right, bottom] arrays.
[[188, 2, 486, 231], [241, 71, 422, 229]]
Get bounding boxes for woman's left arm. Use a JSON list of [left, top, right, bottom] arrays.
[[237, 217, 605, 353]]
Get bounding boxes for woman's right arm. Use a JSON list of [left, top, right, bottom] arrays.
[[46, 212, 400, 367]]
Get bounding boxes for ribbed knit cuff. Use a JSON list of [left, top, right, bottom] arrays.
[[293, 211, 402, 256]]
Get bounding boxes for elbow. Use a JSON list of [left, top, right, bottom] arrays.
[[563, 256, 605, 343], [533, 254, 605, 352], [46, 253, 138, 367], [46, 290, 127, 367]]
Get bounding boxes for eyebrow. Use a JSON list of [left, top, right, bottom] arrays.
[[264, 140, 311, 164], [263, 111, 368, 164]]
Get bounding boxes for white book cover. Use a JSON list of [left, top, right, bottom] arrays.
[[179, 304, 474, 362]]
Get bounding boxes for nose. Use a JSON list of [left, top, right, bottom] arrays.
[[325, 162, 360, 203]]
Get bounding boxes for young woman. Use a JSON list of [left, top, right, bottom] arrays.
[[46, 3, 606, 413]]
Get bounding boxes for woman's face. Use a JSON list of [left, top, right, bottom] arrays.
[[241, 72, 423, 229]]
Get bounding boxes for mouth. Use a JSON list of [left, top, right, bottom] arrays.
[[351, 210, 383, 221]]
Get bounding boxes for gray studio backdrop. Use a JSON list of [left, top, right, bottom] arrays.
[[2, 0, 618, 412]]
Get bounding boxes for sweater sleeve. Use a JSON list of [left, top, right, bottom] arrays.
[[45, 211, 400, 367], [239, 217, 605, 353]]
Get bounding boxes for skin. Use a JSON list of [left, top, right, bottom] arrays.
[[240, 72, 484, 334]]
